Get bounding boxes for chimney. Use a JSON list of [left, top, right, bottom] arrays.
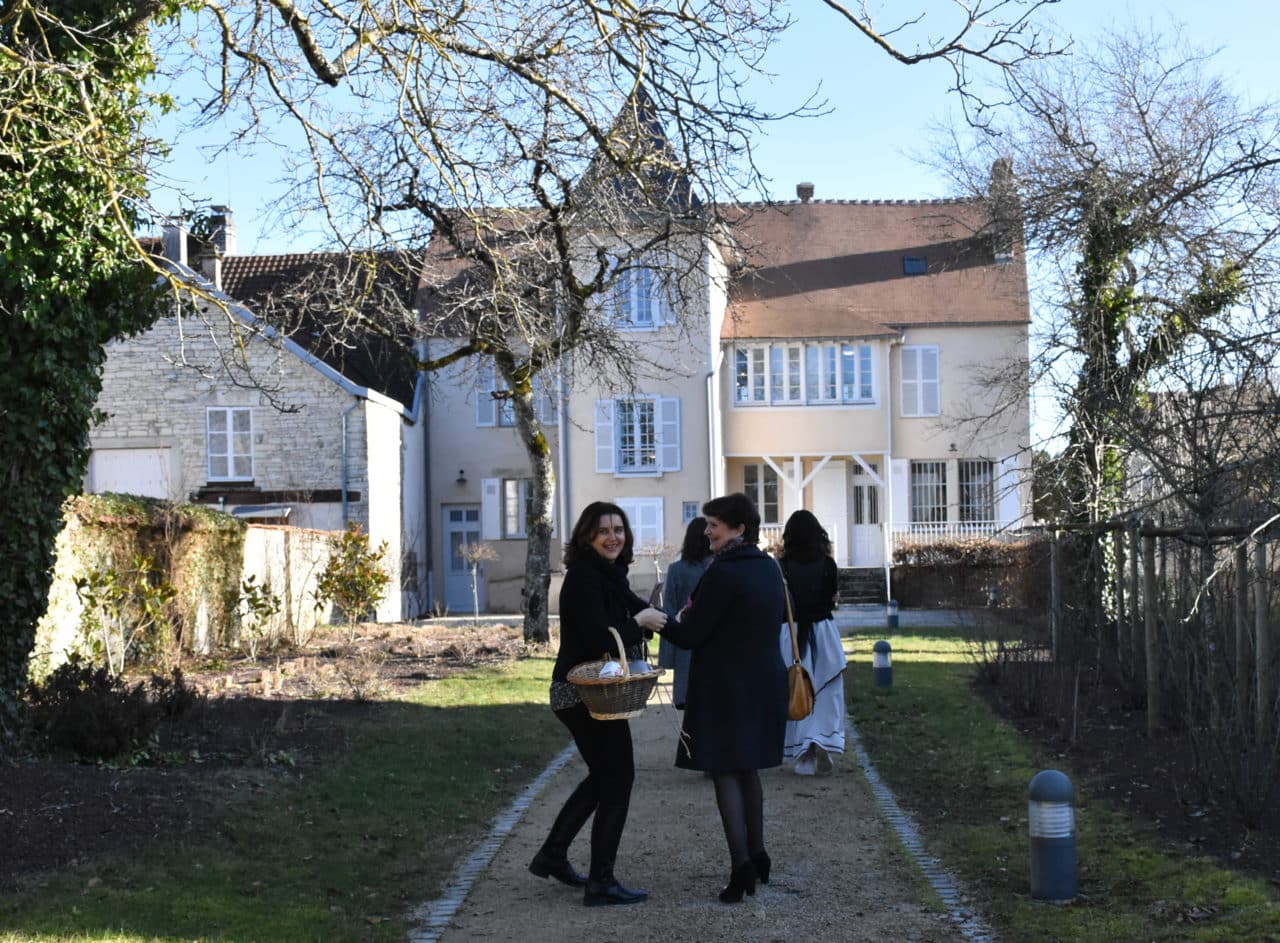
[[796, 182, 815, 204], [208, 205, 237, 256], [988, 159, 1018, 263], [161, 218, 188, 266]]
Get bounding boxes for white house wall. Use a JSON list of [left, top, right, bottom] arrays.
[[363, 397, 409, 620]]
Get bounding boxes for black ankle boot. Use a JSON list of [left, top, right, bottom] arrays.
[[583, 878, 648, 906], [751, 850, 771, 884], [529, 849, 587, 887], [718, 861, 757, 903]]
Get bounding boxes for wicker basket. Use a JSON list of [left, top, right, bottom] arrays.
[[567, 626, 664, 720]]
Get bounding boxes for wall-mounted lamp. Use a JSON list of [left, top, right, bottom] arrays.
[[456, 469, 467, 486], [948, 443, 958, 453]]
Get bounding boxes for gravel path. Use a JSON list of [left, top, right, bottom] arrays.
[[424, 687, 965, 942]]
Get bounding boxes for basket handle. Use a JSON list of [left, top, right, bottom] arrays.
[[606, 626, 630, 678]]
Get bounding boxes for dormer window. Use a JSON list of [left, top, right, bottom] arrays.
[[903, 255, 928, 275]]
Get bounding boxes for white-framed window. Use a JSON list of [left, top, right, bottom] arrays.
[[594, 397, 680, 477], [206, 407, 253, 481], [910, 460, 948, 526], [735, 347, 767, 404], [742, 463, 780, 524], [503, 479, 533, 538], [805, 344, 840, 402], [616, 496, 664, 548], [841, 343, 874, 402], [609, 255, 667, 329], [770, 345, 803, 403], [959, 459, 996, 524], [901, 345, 940, 417], [682, 501, 701, 525], [475, 360, 559, 427], [734, 342, 876, 406]]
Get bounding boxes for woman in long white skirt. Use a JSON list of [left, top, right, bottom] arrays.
[[776, 510, 846, 775]]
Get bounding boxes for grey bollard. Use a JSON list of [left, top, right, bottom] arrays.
[[886, 599, 899, 628], [1028, 769, 1077, 902], [872, 639, 893, 690]]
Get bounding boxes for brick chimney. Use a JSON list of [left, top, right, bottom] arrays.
[[796, 182, 815, 203], [988, 159, 1018, 263]]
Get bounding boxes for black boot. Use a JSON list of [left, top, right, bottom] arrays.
[[529, 778, 594, 888], [718, 861, 757, 903], [584, 877, 648, 906], [751, 850, 771, 884]]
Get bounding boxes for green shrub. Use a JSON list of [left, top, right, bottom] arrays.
[[23, 657, 158, 761], [314, 523, 390, 642]]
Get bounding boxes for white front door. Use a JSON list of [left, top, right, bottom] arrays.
[[851, 464, 884, 567], [444, 505, 486, 614], [811, 461, 848, 566]]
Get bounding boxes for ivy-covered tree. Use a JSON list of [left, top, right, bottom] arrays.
[[0, 0, 174, 733]]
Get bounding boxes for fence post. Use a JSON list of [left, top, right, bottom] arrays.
[[1112, 527, 1126, 670], [1235, 541, 1250, 731], [1143, 522, 1160, 737], [1129, 523, 1142, 674], [1050, 532, 1062, 658], [1254, 539, 1270, 745]]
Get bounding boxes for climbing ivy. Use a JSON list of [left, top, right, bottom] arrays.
[[0, 0, 180, 734]]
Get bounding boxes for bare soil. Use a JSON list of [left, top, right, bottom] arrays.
[[0, 620, 528, 892]]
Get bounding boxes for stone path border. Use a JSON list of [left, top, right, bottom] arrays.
[[406, 743, 577, 943], [847, 721, 997, 942]]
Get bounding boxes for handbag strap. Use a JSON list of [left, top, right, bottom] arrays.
[[775, 558, 801, 664]]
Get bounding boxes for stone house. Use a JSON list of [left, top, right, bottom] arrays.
[[87, 213, 428, 621]]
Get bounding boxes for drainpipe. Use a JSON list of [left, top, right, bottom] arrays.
[[341, 399, 360, 526], [884, 331, 905, 599], [420, 344, 434, 611], [557, 352, 571, 559]]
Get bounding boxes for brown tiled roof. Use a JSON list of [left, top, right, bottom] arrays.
[[721, 200, 1029, 340], [222, 252, 422, 408]]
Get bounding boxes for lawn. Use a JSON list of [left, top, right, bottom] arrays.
[[845, 627, 1280, 942], [0, 655, 566, 943]]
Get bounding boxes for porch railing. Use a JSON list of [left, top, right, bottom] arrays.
[[758, 521, 838, 554]]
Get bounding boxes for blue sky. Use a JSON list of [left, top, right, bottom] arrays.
[[149, 1, 1280, 254]]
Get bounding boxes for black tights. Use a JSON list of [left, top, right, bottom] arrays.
[[712, 769, 765, 868], [541, 703, 635, 882]]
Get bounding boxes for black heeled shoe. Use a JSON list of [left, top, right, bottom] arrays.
[[529, 850, 587, 887], [718, 861, 757, 903], [583, 878, 648, 906], [751, 850, 771, 884]]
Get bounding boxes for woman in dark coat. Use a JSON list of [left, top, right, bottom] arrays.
[[658, 492, 787, 903], [656, 516, 712, 710], [529, 501, 667, 907]]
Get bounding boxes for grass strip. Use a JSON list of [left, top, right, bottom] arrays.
[[0, 655, 565, 943], [846, 629, 1280, 943]]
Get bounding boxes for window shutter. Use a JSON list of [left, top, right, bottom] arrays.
[[658, 396, 681, 471], [480, 478, 501, 539], [890, 459, 910, 528], [476, 362, 496, 427], [922, 347, 940, 415], [997, 456, 1021, 527], [901, 348, 919, 416], [594, 400, 615, 473]]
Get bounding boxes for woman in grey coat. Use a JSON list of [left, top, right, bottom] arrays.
[[657, 517, 711, 709], [657, 493, 786, 905]]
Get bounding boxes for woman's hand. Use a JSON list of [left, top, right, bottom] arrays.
[[635, 607, 668, 632]]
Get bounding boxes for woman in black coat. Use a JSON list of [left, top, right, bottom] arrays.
[[529, 501, 667, 907], [658, 492, 787, 903]]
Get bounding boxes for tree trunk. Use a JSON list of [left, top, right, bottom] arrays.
[[510, 385, 555, 645]]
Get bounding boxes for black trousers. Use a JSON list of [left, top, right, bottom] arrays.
[[541, 701, 635, 882]]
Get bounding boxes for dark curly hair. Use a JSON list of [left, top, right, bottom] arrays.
[[564, 501, 635, 566], [701, 492, 760, 544], [779, 508, 832, 563]]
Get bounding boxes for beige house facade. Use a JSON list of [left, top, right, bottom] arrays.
[[424, 189, 1031, 613]]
